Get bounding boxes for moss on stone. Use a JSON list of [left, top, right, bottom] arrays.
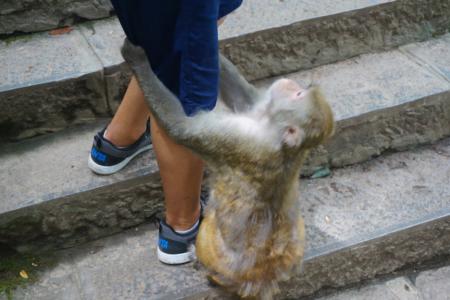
[[0, 245, 56, 299], [3, 34, 33, 46]]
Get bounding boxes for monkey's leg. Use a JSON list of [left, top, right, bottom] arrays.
[[196, 212, 238, 285]]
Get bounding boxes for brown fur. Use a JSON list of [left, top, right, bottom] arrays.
[[120, 40, 334, 299], [196, 90, 334, 299]]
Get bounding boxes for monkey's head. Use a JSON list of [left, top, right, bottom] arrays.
[[265, 78, 335, 152]]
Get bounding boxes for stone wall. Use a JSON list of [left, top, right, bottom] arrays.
[[221, 0, 450, 81], [0, 0, 113, 35]]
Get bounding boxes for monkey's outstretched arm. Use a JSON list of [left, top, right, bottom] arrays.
[[121, 39, 271, 159], [219, 54, 262, 112]]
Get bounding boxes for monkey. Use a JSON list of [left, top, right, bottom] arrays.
[[121, 38, 335, 299]]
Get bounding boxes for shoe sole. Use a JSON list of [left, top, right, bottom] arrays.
[[157, 245, 196, 265], [88, 145, 152, 175]]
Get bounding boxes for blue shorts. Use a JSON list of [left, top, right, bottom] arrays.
[[111, 0, 243, 116]]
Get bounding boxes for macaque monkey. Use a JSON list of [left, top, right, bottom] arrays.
[[121, 39, 334, 299]]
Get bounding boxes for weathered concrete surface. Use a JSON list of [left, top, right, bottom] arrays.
[[0, 0, 391, 36], [282, 214, 450, 299], [0, 226, 208, 300], [4, 260, 82, 300], [1, 32, 450, 250], [78, 18, 131, 112], [313, 265, 450, 300], [3, 157, 449, 300], [0, 103, 449, 254], [0, 0, 113, 35], [301, 138, 450, 252], [0, 29, 108, 141], [1, 26, 449, 147], [401, 34, 450, 82], [2, 1, 450, 141], [221, 0, 450, 81], [219, 0, 392, 40], [414, 266, 450, 300], [315, 277, 421, 300], [7, 256, 449, 300], [78, 19, 125, 73], [69, 228, 207, 300], [255, 35, 450, 175], [2, 0, 450, 83], [0, 121, 162, 251]]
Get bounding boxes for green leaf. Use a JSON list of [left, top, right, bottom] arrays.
[[311, 167, 331, 179]]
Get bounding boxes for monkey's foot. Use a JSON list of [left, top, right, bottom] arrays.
[[206, 274, 226, 287]]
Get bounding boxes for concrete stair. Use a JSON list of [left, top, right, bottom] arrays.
[[1, 1, 450, 298], [1, 139, 449, 299], [1, 0, 449, 141], [1, 32, 449, 252], [0, 0, 113, 35], [314, 264, 450, 300]]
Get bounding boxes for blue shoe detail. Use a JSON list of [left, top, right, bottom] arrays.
[[91, 147, 107, 163], [159, 238, 169, 250], [157, 201, 205, 265], [88, 119, 151, 175]]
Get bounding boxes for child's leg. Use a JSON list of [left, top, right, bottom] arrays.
[[104, 76, 150, 146], [105, 75, 203, 231], [150, 111, 203, 231], [104, 16, 229, 230]]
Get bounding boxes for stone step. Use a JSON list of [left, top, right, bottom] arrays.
[[1, 0, 449, 141], [0, 0, 114, 35], [313, 264, 450, 300], [0, 33, 449, 252], [281, 33, 450, 173], [220, 0, 450, 81], [2, 139, 449, 300]]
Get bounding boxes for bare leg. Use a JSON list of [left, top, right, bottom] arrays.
[[150, 113, 203, 230], [105, 75, 203, 231], [104, 76, 150, 147], [105, 17, 227, 230]]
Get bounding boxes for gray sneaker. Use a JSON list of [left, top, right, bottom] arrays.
[[157, 195, 207, 265], [88, 120, 151, 175], [157, 219, 200, 265]]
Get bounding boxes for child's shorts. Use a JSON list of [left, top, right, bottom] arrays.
[[111, 0, 243, 116]]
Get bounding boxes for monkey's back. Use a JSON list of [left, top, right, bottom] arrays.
[[196, 170, 305, 299]]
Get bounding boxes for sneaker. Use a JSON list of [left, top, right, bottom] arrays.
[[157, 218, 200, 265], [157, 196, 207, 265], [88, 120, 151, 175]]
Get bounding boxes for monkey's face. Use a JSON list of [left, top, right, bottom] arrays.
[[267, 79, 334, 151]]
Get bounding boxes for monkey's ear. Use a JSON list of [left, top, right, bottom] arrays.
[[282, 126, 305, 147]]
